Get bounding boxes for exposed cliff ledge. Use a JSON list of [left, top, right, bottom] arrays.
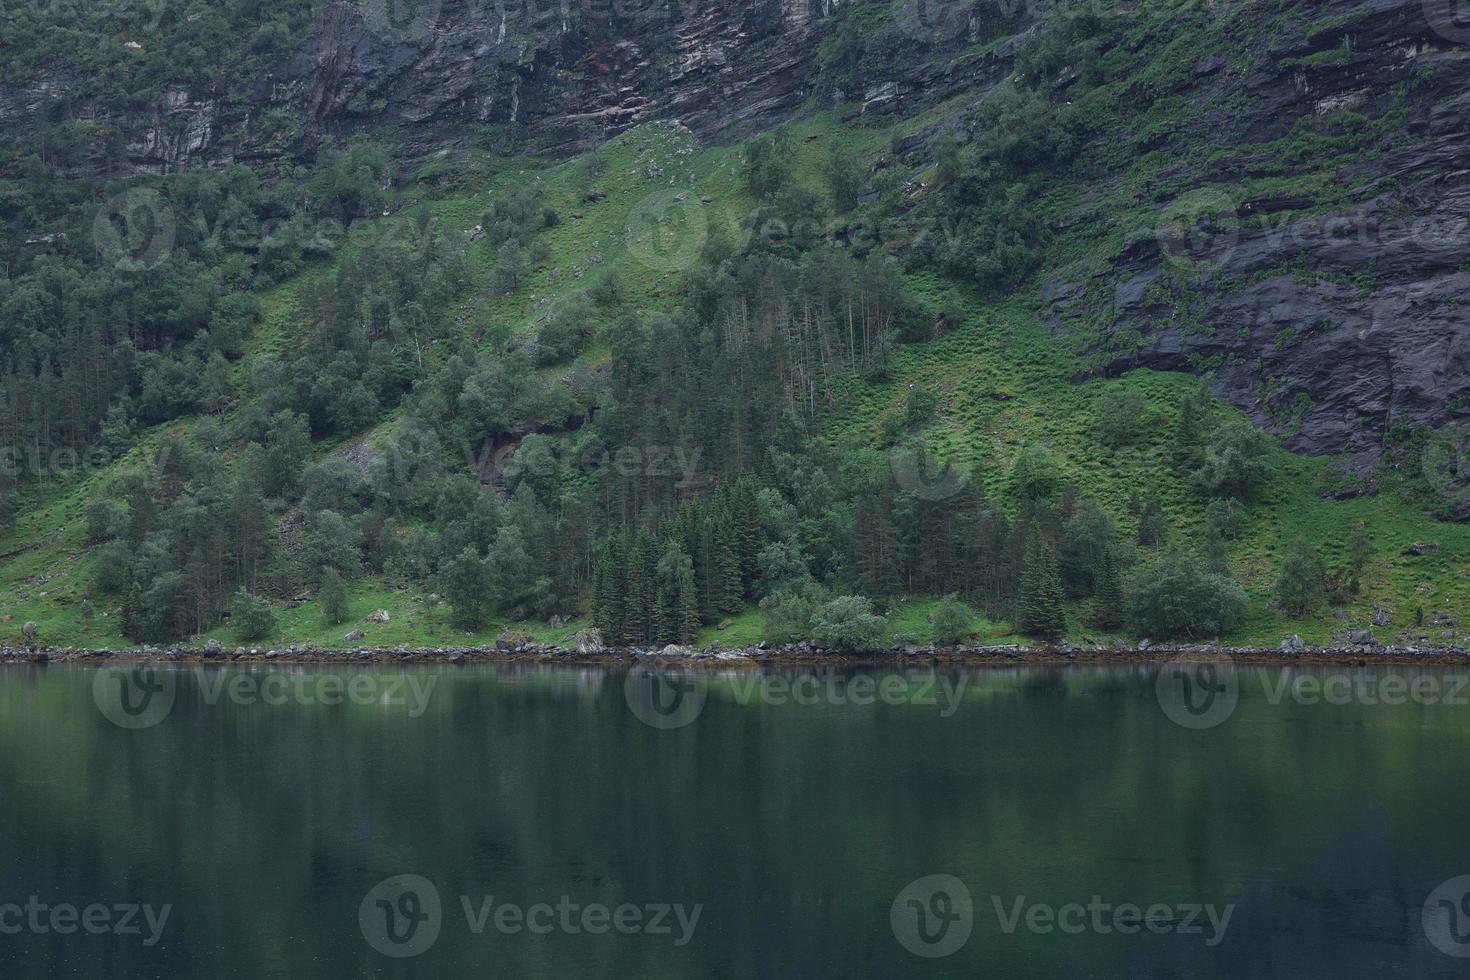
[[1047, 0, 1470, 475]]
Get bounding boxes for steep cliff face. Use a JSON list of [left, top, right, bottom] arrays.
[[283, 0, 830, 151], [1049, 0, 1470, 475]]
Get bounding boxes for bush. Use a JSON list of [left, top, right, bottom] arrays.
[[319, 567, 350, 626], [1126, 549, 1246, 640], [534, 293, 596, 366], [1011, 443, 1063, 504], [811, 595, 888, 650], [85, 499, 129, 543], [1203, 497, 1244, 541], [742, 129, 795, 200], [1275, 537, 1325, 618], [233, 589, 277, 642], [1196, 421, 1273, 499], [1095, 389, 1148, 448], [932, 595, 976, 645], [759, 589, 814, 644]]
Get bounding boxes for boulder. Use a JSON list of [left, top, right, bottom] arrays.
[[573, 628, 605, 655], [203, 639, 224, 658], [343, 630, 366, 642], [20, 621, 36, 645], [1279, 634, 1305, 653], [366, 609, 391, 623], [660, 644, 693, 657]]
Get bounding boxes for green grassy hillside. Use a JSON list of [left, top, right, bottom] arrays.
[[1, 100, 1464, 651]]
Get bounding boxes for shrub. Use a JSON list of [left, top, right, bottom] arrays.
[[319, 567, 350, 626], [1203, 497, 1244, 541], [1126, 549, 1246, 640], [1196, 421, 1273, 499], [233, 589, 277, 642], [1275, 537, 1325, 618], [759, 589, 814, 644], [932, 595, 976, 645], [1095, 389, 1148, 448], [810, 595, 888, 650]]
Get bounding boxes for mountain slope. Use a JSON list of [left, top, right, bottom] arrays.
[[0, 0, 1466, 650]]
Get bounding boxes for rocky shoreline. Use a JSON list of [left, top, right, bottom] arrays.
[[4, 638, 1470, 668]]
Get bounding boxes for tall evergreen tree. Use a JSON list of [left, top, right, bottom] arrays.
[[1090, 546, 1124, 630], [1017, 528, 1066, 639]]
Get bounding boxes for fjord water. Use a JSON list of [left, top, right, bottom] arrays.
[[1, 664, 1467, 978]]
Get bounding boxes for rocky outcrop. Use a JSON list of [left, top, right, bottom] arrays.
[[1050, 0, 1470, 474], [281, 0, 831, 155]]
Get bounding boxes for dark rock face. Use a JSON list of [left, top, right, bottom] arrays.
[[1053, 0, 1470, 472], [274, 0, 829, 158]]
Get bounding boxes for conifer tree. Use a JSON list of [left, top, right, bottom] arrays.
[[714, 514, 743, 615], [1090, 546, 1124, 630], [731, 476, 763, 595], [1017, 529, 1066, 639], [624, 530, 656, 644], [592, 538, 627, 644]]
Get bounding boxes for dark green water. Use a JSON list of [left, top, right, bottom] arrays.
[[2, 662, 1470, 978]]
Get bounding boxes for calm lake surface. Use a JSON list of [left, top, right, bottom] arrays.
[[2, 662, 1469, 978]]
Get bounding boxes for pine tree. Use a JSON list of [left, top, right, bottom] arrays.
[[1017, 529, 1066, 639], [731, 475, 763, 595], [592, 538, 627, 644], [624, 530, 656, 645], [714, 514, 743, 615], [1090, 546, 1124, 630]]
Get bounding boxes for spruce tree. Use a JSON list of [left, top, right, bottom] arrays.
[[624, 530, 656, 644], [1017, 529, 1066, 639], [1090, 546, 1124, 630], [714, 515, 743, 615], [592, 538, 627, 643], [731, 476, 763, 595]]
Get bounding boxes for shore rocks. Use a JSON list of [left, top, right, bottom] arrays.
[[574, 628, 605, 655]]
